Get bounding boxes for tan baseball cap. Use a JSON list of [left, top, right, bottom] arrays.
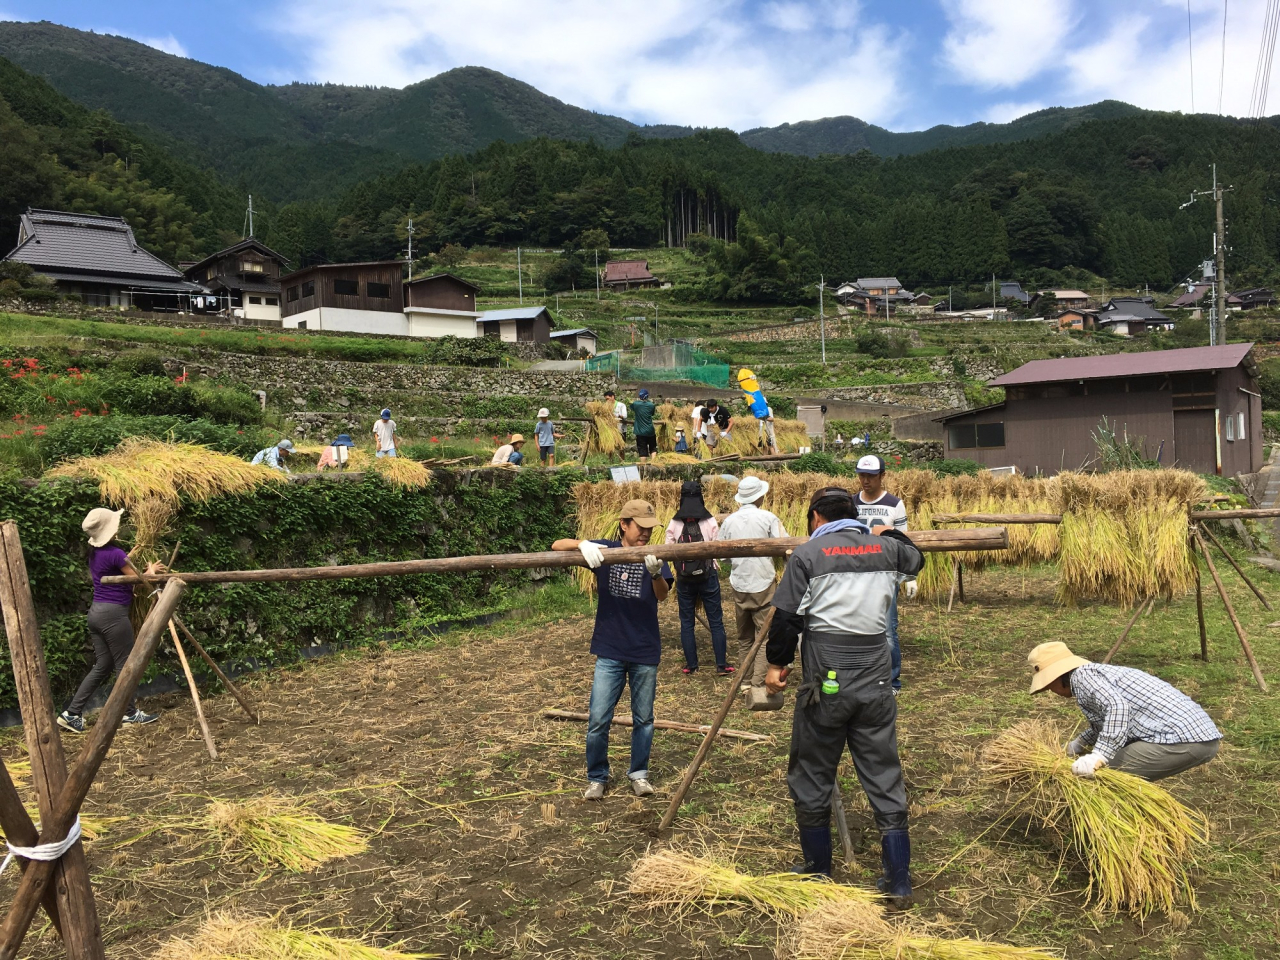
[[619, 499, 660, 528], [1027, 641, 1090, 694]]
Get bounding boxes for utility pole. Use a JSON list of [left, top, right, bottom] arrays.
[[818, 275, 826, 366], [949, 285, 952, 312], [1179, 163, 1232, 346], [992, 274, 996, 314], [406, 218, 414, 280], [517, 247, 523, 305], [247, 195, 254, 237], [595, 250, 600, 300]]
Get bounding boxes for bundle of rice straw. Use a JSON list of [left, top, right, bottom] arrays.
[[368, 455, 431, 489], [626, 848, 878, 919], [153, 913, 435, 960], [48, 438, 285, 550], [584, 401, 625, 456], [981, 720, 1207, 917], [206, 796, 368, 872], [792, 903, 1060, 959]]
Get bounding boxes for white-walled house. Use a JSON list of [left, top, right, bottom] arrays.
[[280, 261, 406, 334], [403, 273, 482, 338]]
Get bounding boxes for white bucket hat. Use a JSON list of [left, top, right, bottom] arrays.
[[538, 408, 550, 418], [82, 508, 124, 548], [735, 475, 770, 504]]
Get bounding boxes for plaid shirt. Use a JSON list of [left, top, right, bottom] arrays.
[[1071, 663, 1220, 761]]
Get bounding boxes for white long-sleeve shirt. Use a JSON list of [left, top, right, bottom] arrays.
[[717, 503, 787, 594]]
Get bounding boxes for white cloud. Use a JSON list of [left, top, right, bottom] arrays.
[[271, 0, 907, 129], [983, 100, 1048, 123], [940, 0, 1077, 89], [133, 33, 189, 58]]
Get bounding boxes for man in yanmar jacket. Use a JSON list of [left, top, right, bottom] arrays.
[[765, 486, 924, 905]]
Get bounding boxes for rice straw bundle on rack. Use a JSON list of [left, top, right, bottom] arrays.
[[627, 848, 879, 919], [206, 795, 369, 872], [982, 720, 1207, 917], [584, 401, 626, 457], [793, 902, 1059, 960], [154, 913, 436, 960], [368, 455, 431, 489]]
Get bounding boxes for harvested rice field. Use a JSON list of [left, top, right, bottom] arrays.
[[5, 553, 1280, 959]]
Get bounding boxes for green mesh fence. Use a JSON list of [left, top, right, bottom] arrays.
[[587, 350, 730, 388]]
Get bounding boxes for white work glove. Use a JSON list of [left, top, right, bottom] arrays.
[[578, 540, 605, 569], [903, 581, 918, 600], [1071, 753, 1108, 778], [1065, 737, 1089, 758], [644, 554, 663, 577]]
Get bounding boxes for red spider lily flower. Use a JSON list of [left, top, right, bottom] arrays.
[[431, 437, 439, 443], [1, 360, 10, 368]]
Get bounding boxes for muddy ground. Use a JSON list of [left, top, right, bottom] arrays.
[[4, 563, 1279, 959]]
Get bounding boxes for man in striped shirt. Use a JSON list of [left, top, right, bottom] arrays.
[[854, 455, 915, 692], [1027, 642, 1221, 781]]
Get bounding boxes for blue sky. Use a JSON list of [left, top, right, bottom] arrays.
[[1, 0, 1274, 131]]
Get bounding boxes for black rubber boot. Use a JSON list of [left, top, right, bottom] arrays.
[[876, 829, 912, 907], [791, 825, 833, 877]]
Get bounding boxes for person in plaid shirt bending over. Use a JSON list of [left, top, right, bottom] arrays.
[[1027, 642, 1221, 781]]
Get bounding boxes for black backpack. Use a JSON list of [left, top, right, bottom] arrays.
[[676, 520, 707, 577]]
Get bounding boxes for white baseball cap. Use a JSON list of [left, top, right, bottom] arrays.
[[855, 454, 886, 474]]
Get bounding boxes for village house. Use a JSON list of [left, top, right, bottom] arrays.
[[280, 261, 406, 334], [836, 277, 918, 316], [1230, 288, 1274, 311], [477, 305, 555, 343], [403, 273, 482, 338], [1168, 283, 1242, 319], [1094, 297, 1173, 337], [999, 281, 1031, 304], [1055, 308, 1098, 332], [550, 327, 598, 355], [182, 237, 287, 323], [3, 208, 205, 310], [936, 344, 1261, 476], [1030, 289, 1090, 311], [602, 259, 658, 290]]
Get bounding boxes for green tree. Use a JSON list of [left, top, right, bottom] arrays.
[[435, 243, 466, 269], [578, 227, 609, 255]]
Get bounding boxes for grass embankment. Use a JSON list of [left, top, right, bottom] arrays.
[[6, 540, 1276, 959]]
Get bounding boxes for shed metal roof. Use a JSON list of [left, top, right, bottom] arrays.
[[551, 328, 596, 338], [404, 272, 481, 292], [6, 208, 187, 282], [480, 306, 554, 324], [857, 277, 902, 288], [989, 343, 1254, 387]]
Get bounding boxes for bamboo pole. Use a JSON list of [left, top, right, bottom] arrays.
[[105, 529, 1010, 586], [659, 608, 774, 832], [540, 710, 770, 742], [1103, 597, 1154, 664], [1192, 528, 1268, 692], [0, 523, 103, 960], [1197, 522, 1272, 610], [0, 579, 187, 960], [168, 622, 217, 760], [946, 560, 959, 613]]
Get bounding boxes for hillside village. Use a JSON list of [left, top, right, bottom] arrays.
[[2, 14, 1280, 960]]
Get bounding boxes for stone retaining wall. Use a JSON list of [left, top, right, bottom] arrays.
[[818, 381, 966, 410]]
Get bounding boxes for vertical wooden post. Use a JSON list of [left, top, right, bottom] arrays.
[[956, 562, 965, 602], [0, 523, 104, 959], [1194, 565, 1208, 662], [0, 760, 64, 938], [1193, 528, 1268, 692]]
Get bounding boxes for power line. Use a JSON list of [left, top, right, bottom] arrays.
[[1249, 0, 1280, 121], [1188, 0, 1197, 112], [1218, 0, 1228, 115]]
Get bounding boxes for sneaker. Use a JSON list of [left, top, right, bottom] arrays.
[[682, 666, 698, 675], [582, 781, 606, 800], [121, 708, 159, 726], [631, 777, 655, 797], [715, 665, 736, 675], [57, 711, 86, 734]]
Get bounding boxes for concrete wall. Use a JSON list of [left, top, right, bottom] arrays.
[[405, 309, 480, 339], [284, 306, 409, 336]]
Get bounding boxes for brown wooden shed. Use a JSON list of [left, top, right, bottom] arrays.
[[280, 261, 405, 333], [936, 344, 1261, 476]]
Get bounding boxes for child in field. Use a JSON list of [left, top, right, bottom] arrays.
[[534, 408, 565, 466]]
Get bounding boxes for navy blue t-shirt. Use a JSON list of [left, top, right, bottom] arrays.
[[588, 539, 673, 665]]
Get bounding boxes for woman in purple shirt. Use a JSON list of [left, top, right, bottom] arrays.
[[58, 508, 162, 733]]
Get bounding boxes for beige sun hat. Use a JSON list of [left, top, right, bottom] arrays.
[[510, 434, 526, 445], [619, 499, 660, 528], [1027, 641, 1090, 694], [82, 507, 124, 548], [735, 475, 770, 504]]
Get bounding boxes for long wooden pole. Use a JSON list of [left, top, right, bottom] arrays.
[[1189, 507, 1280, 520], [0, 760, 64, 939], [832, 784, 856, 870], [932, 513, 1062, 524], [0, 579, 187, 960], [168, 622, 217, 760], [104, 529, 1009, 586], [1103, 597, 1154, 664], [1197, 522, 1272, 610], [0, 523, 103, 960], [1192, 529, 1268, 692], [659, 608, 775, 832], [1194, 564, 1208, 661], [540, 710, 770, 742], [172, 616, 259, 724]]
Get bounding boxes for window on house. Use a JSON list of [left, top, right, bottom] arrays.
[[297, 320, 307, 330], [1225, 415, 1235, 441], [333, 279, 359, 296], [287, 286, 299, 302], [975, 422, 1005, 447], [1239, 412, 1246, 440], [949, 425, 976, 449], [301, 281, 315, 298], [249, 296, 262, 305], [366, 282, 391, 299], [266, 297, 278, 306], [241, 260, 265, 273], [949, 422, 1005, 449]]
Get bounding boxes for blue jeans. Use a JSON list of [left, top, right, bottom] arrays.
[[376, 448, 397, 458], [586, 657, 657, 784], [676, 574, 730, 670], [886, 593, 901, 690]]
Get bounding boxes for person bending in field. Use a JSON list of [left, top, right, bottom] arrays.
[[1027, 642, 1221, 781], [553, 499, 672, 800], [59, 508, 164, 733]]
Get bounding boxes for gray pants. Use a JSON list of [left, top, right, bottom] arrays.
[[731, 583, 775, 687], [787, 638, 907, 833], [1110, 739, 1220, 781], [67, 603, 137, 715]]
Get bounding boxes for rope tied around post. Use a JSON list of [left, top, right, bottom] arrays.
[[0, 817, 82, 876]]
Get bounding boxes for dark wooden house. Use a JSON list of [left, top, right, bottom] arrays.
[[936, 344, 1261, 476], [280, 262, 405, 334], [477, 306, 555, 343], [183, 237, 288, 322], [602, 260, 658, 290]]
